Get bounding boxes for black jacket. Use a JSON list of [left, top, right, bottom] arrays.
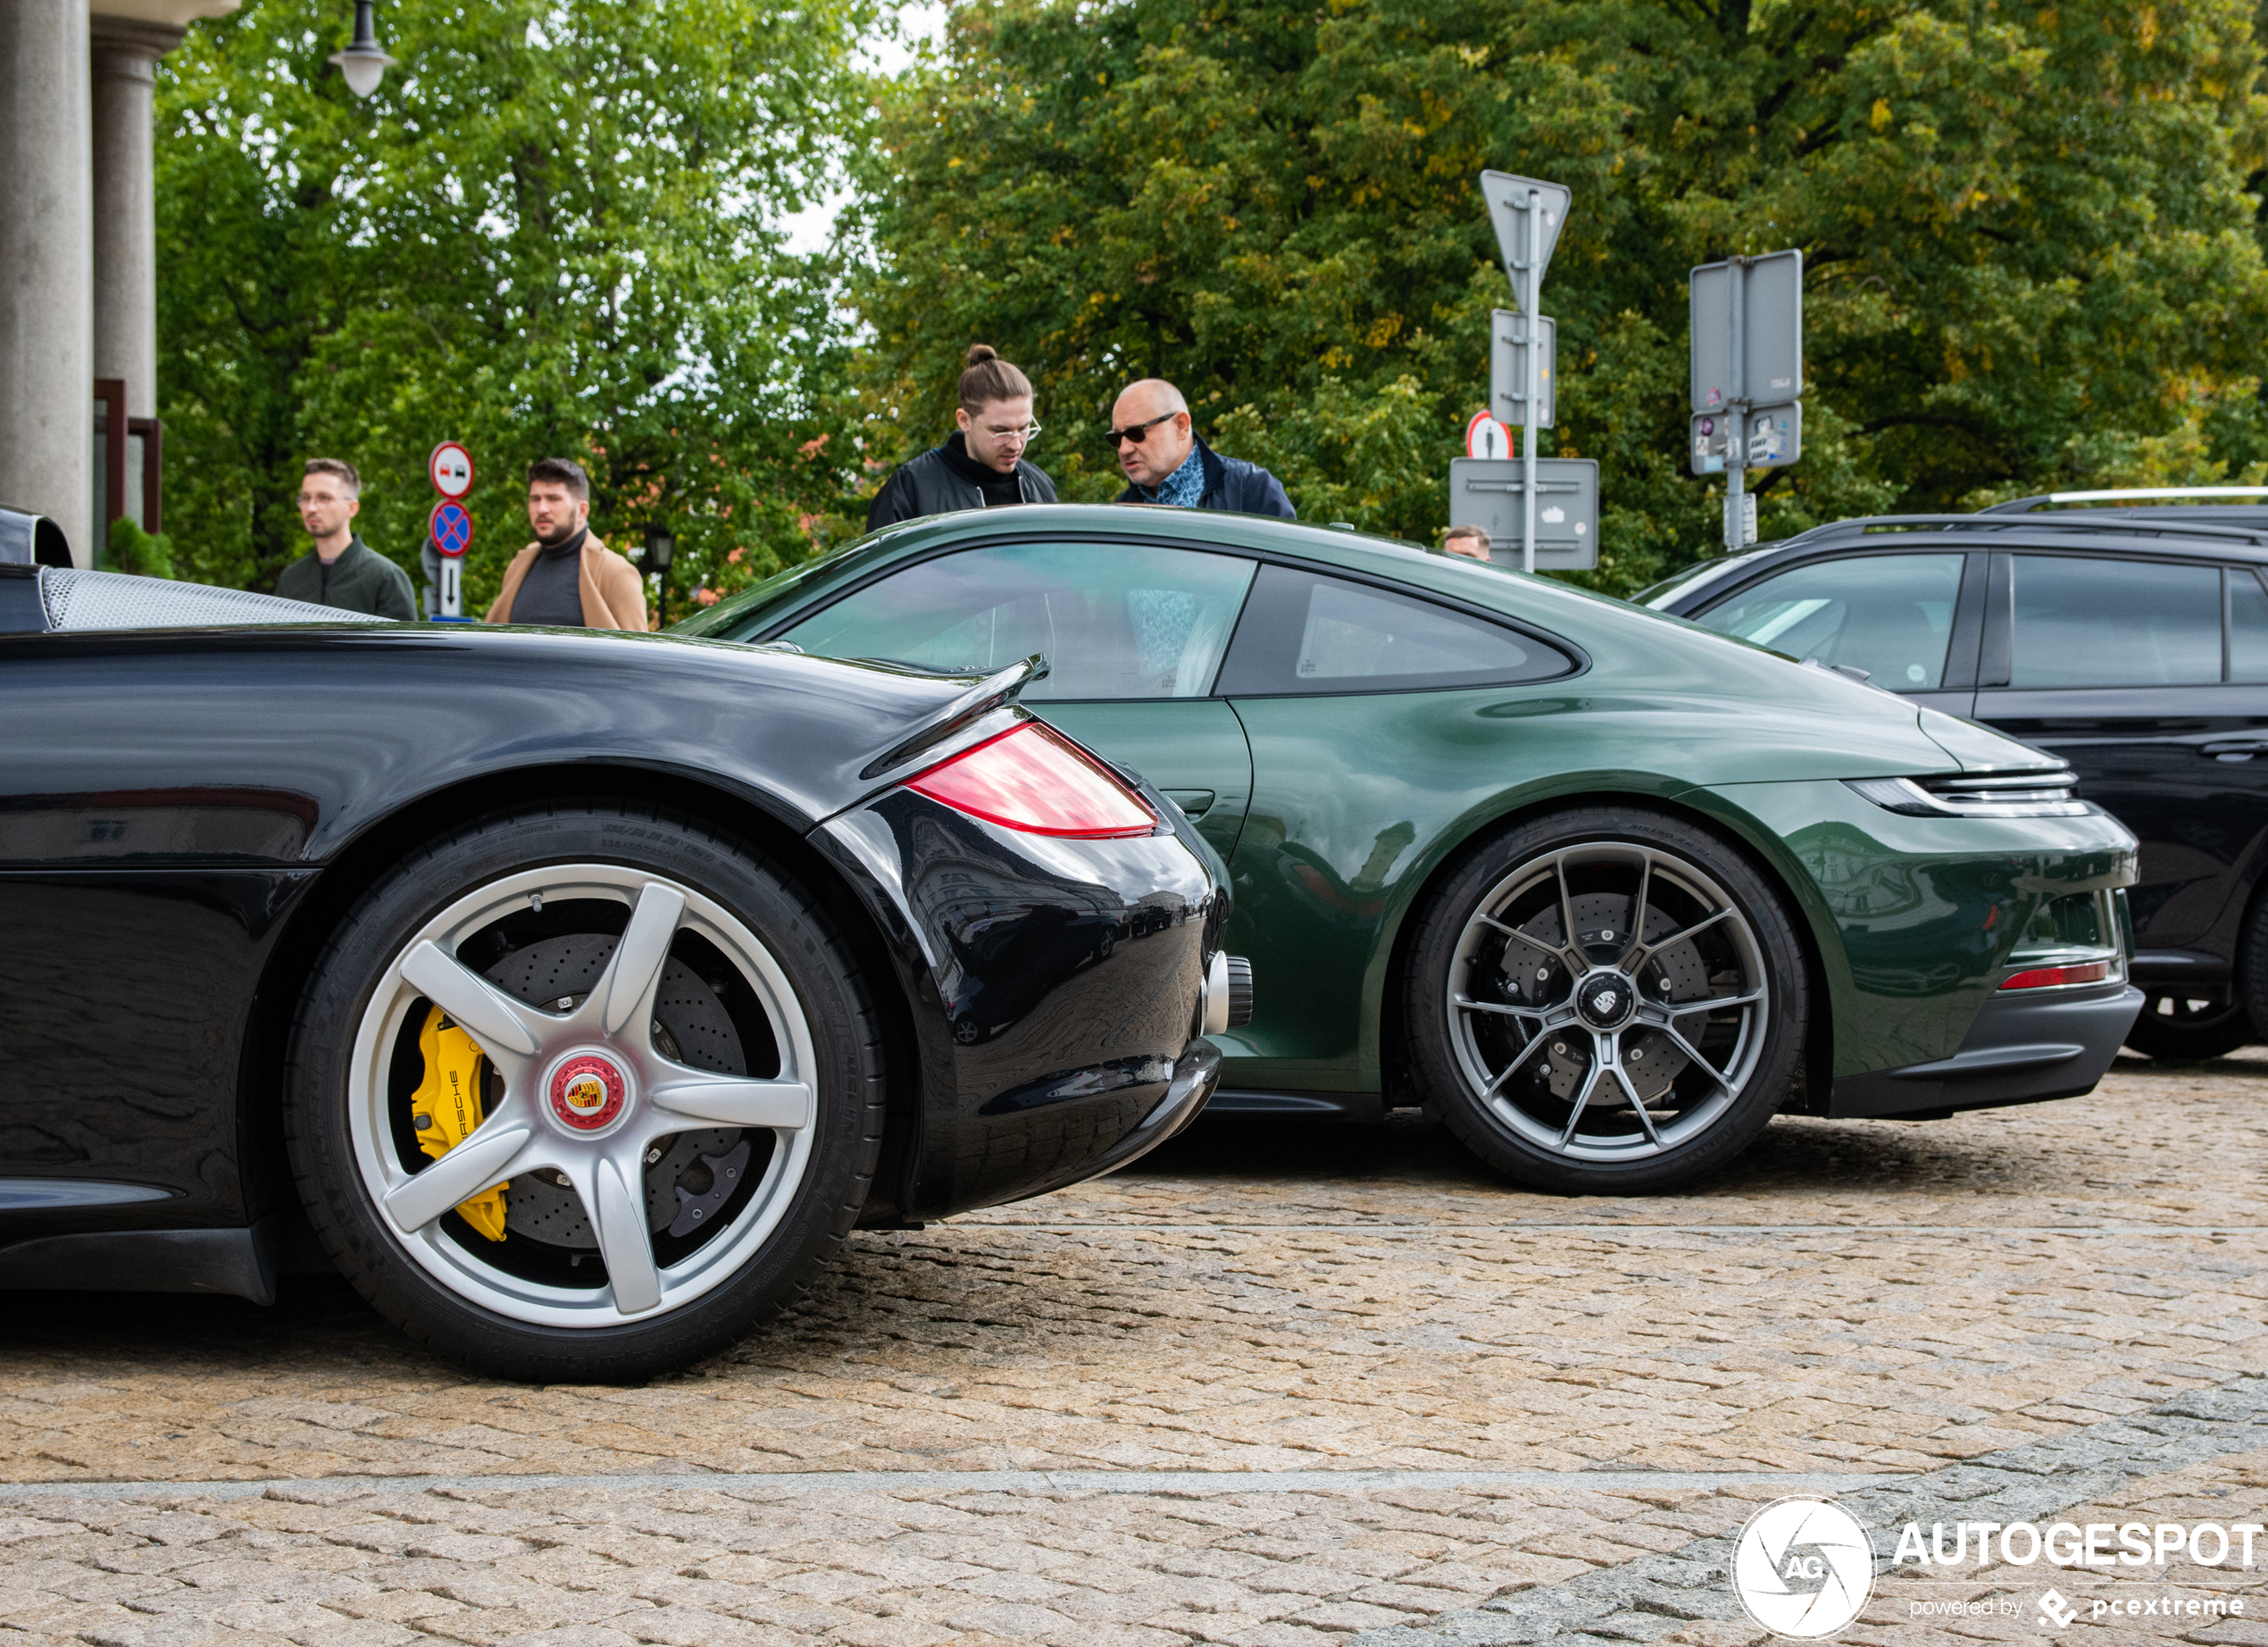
[[273, 537, 417, 620], [867, 440, 1057, 530], [1115, 435, 1296, 519]]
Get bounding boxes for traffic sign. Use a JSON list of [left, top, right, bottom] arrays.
[[1480, 172, 1572, 296], [1489, 311, 1555, 430], [429, 498, 473, 558], [1464, 411, 1513, 461], [1449, 457, 1598, 571], [1692, 404, 1802, 474], [1690, 249, 1802, 414], [429, 441, 474, 500]]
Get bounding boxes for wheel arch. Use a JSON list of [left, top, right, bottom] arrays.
[[237, 763, 929, 1255], [1372, 785, 1839, 1115]]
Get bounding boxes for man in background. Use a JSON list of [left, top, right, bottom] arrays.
[[485, 457, 646, 630], [867, 345, 1057, 528], [1109, 380, 1295, 518], [1442, 524, 1492, 562], [275, 458, 417, 618]]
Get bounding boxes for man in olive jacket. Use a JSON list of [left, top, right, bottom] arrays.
[[485, 457, 647, 631], [275, 458, 417, 619]]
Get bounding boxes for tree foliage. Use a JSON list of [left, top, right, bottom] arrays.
[[856, 0, 2268, 592], [157, 0, 874, 608]]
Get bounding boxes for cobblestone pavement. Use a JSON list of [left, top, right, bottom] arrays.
[[2, 1055, 2264, 1645]]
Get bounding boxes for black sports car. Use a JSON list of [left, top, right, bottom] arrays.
[[0, 555, 1240, 1380]]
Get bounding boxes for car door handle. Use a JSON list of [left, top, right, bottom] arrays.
[[1163, 789, 1216, 818], [2201, 741, 2268, 761]]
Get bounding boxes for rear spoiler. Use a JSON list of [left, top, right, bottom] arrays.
[[858, 653, 1051, 781]]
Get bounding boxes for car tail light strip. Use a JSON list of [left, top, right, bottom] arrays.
[[906, 720, 1159, 839]]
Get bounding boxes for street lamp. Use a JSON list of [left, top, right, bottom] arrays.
[[329, 1, 397, 99], [644, 524, 676, 629]]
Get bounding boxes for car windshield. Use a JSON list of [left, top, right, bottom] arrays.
[[1633, 550, 1767, 608], [668, 531, 904, 640]]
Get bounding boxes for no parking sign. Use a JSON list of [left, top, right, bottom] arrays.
[[425, 444, 475, 621]]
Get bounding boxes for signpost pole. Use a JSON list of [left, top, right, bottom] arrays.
[[1522, 188, 1541, 575], [1724, 256, 1747, 552]]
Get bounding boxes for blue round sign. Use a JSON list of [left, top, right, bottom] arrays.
[[429, 499, 473, 558]]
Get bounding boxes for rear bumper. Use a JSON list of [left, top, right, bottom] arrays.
[[1828, 982, 2144, 1119]]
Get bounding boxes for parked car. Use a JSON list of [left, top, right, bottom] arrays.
[[676, 503, 2141, 1195], [0, 557, 1240, 1380], [1641, 489, 2268, 1061]]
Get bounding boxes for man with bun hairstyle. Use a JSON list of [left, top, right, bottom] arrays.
[[867, 345, 1058, 528], [275, 458, 417, 619]]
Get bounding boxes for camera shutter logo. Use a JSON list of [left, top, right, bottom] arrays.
[[1731, 1497, 1875, 1638]]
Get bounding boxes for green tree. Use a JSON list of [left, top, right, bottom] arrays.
[[856, 0, 2268, 593], [157, 0, 876, 611]]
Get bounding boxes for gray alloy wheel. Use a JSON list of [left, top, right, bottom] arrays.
[[1406, 808, 1807, 1194], [285, 801, 883, 1382]]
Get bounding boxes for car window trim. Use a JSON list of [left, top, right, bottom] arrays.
[[1980, 547, 2249, 694], [747, 530, 1589, 698]]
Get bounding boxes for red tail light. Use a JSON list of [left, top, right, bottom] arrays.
[[906, 721, 1159, 839], [1999, 961, 2112, 991]]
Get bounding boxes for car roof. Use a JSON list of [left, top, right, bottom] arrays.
[[1644, 509, 2268, 613]]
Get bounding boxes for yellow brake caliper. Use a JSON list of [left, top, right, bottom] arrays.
[[410, 1006, 509, 1241]]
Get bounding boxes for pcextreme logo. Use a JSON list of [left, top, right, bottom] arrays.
[[1732, 1497, 1875, 1638]]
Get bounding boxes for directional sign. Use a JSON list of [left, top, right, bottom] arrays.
[[1691, 403, 1802, 474], [1449, 457, 1598, 571], [1465, 411, 1513, 461], [1690, 249, 1803, 414], [429, 498, 473, 558], [1489, 311, 1555, 431], [1479, 172, 1572, 296], [429, 441, 474, 500]]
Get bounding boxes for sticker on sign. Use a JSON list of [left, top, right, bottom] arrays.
[[429, 441, 475, 500]]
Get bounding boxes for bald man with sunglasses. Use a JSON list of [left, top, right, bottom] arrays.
[[1107, 380, 1295, 519]]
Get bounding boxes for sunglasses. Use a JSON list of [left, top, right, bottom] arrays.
[[1104, 411, 1181, 449]]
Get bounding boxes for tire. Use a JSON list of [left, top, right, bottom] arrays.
[[2122, 991, 2254, 1061], [1404, 807, 1809, 1195], [283, 799, 885, 1382]]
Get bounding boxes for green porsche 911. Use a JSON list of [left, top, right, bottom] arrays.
[[676, 506, 2139, 1193]]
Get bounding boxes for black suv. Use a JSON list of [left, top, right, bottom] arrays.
[[1642, 490, 2268, 1059]]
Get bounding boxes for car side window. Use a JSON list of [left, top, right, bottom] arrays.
[[2010, 555, 2221, 688], [1693, 553, 1964, 689], [778, 540, 1256, 701], [1213, 564, 1571, 696], [2230, 569, 2268, 683]]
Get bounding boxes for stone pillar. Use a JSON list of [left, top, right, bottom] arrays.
[[93, 20, 181, 436], [0, 0, 93, 565]]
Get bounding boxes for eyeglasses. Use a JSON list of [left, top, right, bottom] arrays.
[[1104, 412, 1181, 449], [979, 422, 1041, 443]]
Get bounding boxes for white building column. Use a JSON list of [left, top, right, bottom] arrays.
[[92, 18, 180, 437], [0, 0, 93, 564]]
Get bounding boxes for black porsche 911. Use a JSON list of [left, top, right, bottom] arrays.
[[0, 550, 1243, 1381]]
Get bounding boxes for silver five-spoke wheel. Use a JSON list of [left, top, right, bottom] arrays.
[[288, 801, 882, 1380], [347, 865, 818, 1326]]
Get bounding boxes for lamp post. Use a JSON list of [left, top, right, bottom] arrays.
[[329, 1, 397, 99], [644, 524, 676, 629]]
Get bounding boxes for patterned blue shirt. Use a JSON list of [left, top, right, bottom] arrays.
[[1138, 446, 1205, 508]]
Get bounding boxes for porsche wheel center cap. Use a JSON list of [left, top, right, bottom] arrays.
[[1575, 975, 1635, 1031], [549, 1053, 629, 1132]]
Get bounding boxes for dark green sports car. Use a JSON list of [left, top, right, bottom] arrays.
[[678, 505, 2140, 1192]]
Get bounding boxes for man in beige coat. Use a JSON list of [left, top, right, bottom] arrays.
[[485, 457, 648, 630]]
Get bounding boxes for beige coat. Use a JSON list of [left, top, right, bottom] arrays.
[[485, 535, 649, 631]]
